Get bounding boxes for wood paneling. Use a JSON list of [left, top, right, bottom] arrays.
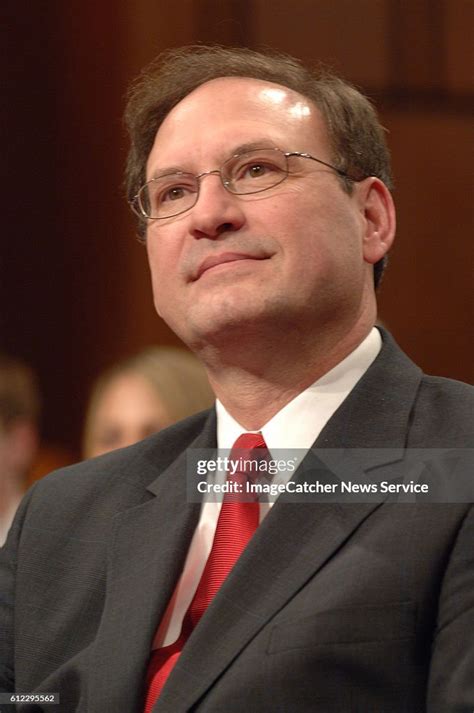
[[194, 0, 256, 45], [444, 0, 474, 93], [377, 110, 474, 381], [119, 0, 197, 75], [254, 0, 390, 87], [387, 0, 444, 90]]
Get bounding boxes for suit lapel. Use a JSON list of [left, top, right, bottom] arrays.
[[154, 330, 424, 711], [88, 412, 216, 713], [155, 496, 382, 712]]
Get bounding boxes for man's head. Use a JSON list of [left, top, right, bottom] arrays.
[[124, 46, 395, 355], [125, 45, 393, 288]]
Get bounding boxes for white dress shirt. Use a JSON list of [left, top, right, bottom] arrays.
[[153, 328, 382, 648]]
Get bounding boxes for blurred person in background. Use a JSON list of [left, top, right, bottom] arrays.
[[83, 346, 214, 458], [0, 354, 40, 545]]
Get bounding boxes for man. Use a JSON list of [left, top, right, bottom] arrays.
[[1, 46, 472, 712]]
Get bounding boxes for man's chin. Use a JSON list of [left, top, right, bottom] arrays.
[[170, 307, 268, 350]]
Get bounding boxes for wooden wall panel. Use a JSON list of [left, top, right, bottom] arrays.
[[119, 0, 197, 76], [2, 3, 78, 451], [194, 0, 256, 45], [253, 0, 390, 87], [387, 0, 444, 90], [40, 1, 133, 449], [377, 110, 474, 381], [444, 0, 474, 93]]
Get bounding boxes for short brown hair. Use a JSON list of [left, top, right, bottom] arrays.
[[124, 45, 393, 286]]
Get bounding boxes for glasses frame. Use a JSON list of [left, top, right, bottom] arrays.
[[129, 147, 355, 221]]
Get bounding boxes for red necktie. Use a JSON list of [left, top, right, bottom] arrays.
[[143, 432, 268, 712]]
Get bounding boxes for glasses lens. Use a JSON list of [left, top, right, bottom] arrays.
[[139, 173, 198, 219], [224, 149, 288, 195]]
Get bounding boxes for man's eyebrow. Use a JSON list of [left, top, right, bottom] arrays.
[[149, 140, 280, 179], [150, 165, 190, 180], [229, 140, 280, 155]]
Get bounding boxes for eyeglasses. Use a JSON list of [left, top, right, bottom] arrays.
[[130, 147, 356, 220]]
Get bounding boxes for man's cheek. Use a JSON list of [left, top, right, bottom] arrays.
[[150, 273, 168, 317]]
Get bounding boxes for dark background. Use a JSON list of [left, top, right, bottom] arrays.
[[2, 0, 473, 457]]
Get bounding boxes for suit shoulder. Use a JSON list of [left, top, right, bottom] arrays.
[[419, 374, 474, 406], [29, 408, 214, 501], [411, 375, 474, 446]]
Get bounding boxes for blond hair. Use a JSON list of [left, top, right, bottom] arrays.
[[82, 346, 214, 457]]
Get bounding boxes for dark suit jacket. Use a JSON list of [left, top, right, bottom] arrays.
[[1, 331, 473, 712]]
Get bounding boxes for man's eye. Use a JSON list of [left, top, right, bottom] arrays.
[[242, 162, 277, 179], [161, 185, 188, 203]]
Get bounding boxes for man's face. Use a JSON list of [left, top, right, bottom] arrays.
[[145, 77, 375, 349]]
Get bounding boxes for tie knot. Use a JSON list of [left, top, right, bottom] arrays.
[[227, 432, 270, 499], [231, 432, 267, 452]]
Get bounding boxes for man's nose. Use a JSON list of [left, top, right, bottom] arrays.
[[188, 172, 246, 239]]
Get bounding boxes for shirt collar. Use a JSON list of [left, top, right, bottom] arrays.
[[216, 327, 382, 453]]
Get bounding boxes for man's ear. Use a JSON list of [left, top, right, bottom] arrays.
[[357, 177, 396, 265]]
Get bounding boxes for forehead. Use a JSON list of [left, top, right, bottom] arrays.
[[147, 77, 329, 171]]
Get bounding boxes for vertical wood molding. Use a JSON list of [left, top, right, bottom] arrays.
[[194, 0, 255, 45], [444, 0, 474, 93], [388, 0, 445, 90]]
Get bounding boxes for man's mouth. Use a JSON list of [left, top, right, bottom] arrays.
[[193, 252, 268, 280]]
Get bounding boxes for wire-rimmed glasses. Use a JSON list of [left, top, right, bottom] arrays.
[[130, 147, 355, 221]]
